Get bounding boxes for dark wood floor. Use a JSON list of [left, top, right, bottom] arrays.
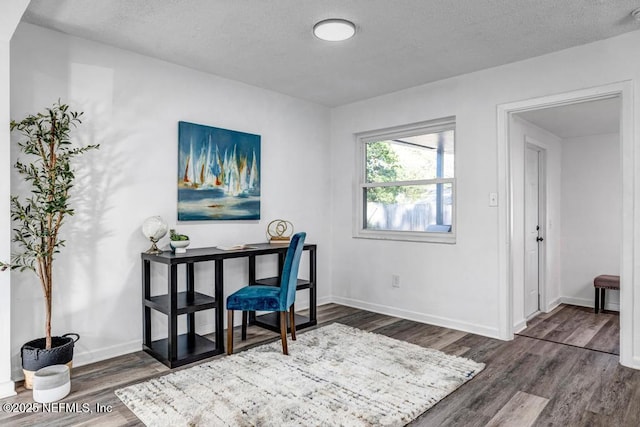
[[0, 303, 636, 426], [517, 304, 620, 355]]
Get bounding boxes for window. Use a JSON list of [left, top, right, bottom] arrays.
[[355, 117, 456, 243]]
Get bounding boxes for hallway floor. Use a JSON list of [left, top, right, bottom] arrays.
[[518, 304, 619, 355]]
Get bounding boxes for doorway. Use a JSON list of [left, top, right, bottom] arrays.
[[496, 81, 635, 368], [514, 96, 621, 326]]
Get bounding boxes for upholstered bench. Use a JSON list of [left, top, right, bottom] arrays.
[[594, 275, 620, 313]]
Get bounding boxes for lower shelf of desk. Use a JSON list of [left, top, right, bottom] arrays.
[[253, 312, 317, 333], [144, 333, 222, 368]]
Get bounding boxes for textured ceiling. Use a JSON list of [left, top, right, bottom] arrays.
[[21, 0, 640, 107]]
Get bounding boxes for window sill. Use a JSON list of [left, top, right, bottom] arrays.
[[353, 229, 456, 244]]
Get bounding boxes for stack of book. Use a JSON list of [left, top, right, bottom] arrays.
[[269, 237, 290, 245]]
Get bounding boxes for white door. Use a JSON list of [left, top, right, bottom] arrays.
[[524, 144, 544, 318]]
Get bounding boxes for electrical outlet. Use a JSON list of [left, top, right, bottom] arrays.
[[391, 274, 400, 288]]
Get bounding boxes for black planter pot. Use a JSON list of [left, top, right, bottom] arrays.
[[21, 333, 79, 389]]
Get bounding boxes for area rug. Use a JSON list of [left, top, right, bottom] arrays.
[[116, 323, 484, 426]]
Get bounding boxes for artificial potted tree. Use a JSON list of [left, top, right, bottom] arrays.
[[0, 101, 99, 388]]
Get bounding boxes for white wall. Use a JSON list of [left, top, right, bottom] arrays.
[[561, 133, 620, 309], [0, 39, 15, 399], [329, 28, 640, 348], [330, 77, 506, 337], [9, 23, 331, 378], [509, 116, 562, 331], [0, 0, 30, 400]]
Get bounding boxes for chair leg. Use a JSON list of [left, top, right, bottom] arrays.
[[594, 288, 599, 313], [280, 311, 288, 355], [227, 310, 234, 355], [289, 303, 296, 341], [601, 288, 606, 312], [241, 311, 248, 341]]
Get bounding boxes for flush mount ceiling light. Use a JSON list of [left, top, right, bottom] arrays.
[[313, 19, 356, 42], [632, 7, 640, 22]]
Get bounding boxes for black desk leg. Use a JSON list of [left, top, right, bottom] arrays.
[[186, 263, 195, 347], [142, 260, 151, 348], [169, 264, 178, 361], [310, 247, 317, 323], [248, 255, 256, 328], [242, 312, 248, 340], [278, 252, 285, 276], [215, 260, 225, 353]]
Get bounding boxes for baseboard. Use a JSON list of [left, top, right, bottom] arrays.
[[317, 296, 332, 306], [330, 296, 500, 339], [544, 297, 562, 313], [561, 296, 620, 312], [73, 339, 141, 367], [0, 380, 16, 398], [622, 355, 640, 370], [513, 318, 527, 334], [511, 297, 562, 335]]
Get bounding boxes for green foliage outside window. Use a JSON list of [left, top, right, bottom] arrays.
[[366, 139, 439, 204], [365, 141, 400, 204]]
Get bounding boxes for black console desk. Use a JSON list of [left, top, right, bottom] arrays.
[[141, 243, 317, 368]]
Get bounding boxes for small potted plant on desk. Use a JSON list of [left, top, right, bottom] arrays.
[[0, 101, 99, 388], [169, 229, 190, 253]]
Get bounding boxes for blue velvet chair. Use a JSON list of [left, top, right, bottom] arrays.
[[226, 232, 306, 355]]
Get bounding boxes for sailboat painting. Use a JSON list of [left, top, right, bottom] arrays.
[[178, 121, 261, 220]]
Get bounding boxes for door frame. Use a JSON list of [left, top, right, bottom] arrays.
[[496, 81, 635, 368], [524, 140, 547, 321]]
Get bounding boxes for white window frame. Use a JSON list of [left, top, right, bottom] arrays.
[[353, 117, 457, 244]]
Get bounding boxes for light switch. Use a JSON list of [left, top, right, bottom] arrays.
[[489, 192, 498, 207]]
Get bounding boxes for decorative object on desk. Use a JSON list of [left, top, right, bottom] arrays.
[[116, 323, 484, 426], [0, 101, 97, 388], [267, 218, 294, 244], [178, 121, 261, 221], [169, 229, 190, 253], [142, 216, 168, 254]]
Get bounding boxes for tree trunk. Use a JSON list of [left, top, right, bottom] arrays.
[[43, 263, 52, 350], [45, 281, 52, 350]]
